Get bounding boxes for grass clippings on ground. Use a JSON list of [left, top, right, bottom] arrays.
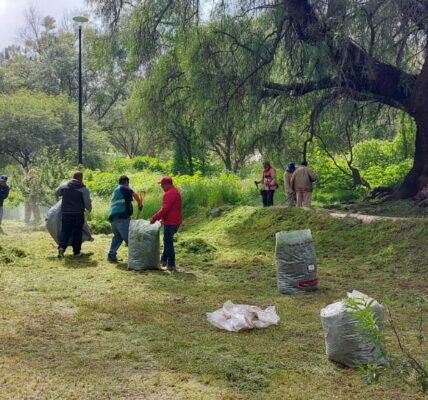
[[0, 207, 426, 399]]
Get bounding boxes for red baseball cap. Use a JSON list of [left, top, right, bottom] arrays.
[[158, 176, 173, 185]]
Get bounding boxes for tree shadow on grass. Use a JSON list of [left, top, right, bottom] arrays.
[[114, 262, 129, 271], [63, 253, 98, 268], [125, 267, 198, 282], [167, 271, 197, 281]]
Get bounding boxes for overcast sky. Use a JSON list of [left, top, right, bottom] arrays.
[[0, 0, 88, 49]]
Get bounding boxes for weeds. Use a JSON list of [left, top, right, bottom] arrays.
[[348, 296, 427, 392], [387, 300, 428, 393]]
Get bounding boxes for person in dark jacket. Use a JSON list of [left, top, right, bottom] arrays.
[[107, 175, 143, 262], [150, 176, 182, 272], [0, 175, 10, 231], [55, 171, 92, 258]]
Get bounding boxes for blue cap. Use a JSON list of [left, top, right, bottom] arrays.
[[287, 162, 295, 170], [0, 175, 7, 181]]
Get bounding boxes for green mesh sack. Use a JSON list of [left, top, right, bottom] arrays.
[[275, 229, 318, 294], [320, 291, 385, 367], [128, 219, 161, 271]]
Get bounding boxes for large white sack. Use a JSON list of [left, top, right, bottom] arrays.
[[207, 301, 280, 332]]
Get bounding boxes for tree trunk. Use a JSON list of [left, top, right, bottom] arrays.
[[398, 116, 428, 198], [224, 130, 233, 172], [399, 56, 428, 199], [349, 165, 370, 189], [186, 140, 194, 176], [400, 113, 409, 160], [224, 154, 232, 171]]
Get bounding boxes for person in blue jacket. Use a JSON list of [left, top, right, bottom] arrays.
[[107, 175, 143, 262], [0, 175, 10, 232]]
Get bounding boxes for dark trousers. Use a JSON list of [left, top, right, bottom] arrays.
[[261, 190, 275, 207], [59, 213, 84, 255], [161, 225, 180, 269]]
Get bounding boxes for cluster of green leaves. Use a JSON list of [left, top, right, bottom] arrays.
[[0, 90, 76, 170], [108, 156, 173, 174], [347, 296, 427, 392], [346, 297, 387, 384], [310, 131, 414, 204]]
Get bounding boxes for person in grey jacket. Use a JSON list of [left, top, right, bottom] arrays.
[[56, 171, 92, 258]]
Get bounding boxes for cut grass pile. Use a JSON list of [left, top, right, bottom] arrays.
[[0, 206, 427, 399]]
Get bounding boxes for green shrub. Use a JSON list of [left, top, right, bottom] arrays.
[[87, 197, 111, 234], [85, 172, 119, 198], [105, 156, 173, 174], [131, 156, 173, 173], [363, 160, 412, 188], [88, 219, 111, 235], [313, 186, 369, 205]]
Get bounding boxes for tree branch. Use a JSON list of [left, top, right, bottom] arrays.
[[285, 0, 417, 112]]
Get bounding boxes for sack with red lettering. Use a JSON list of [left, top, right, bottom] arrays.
[[275, 229, 318, 294]]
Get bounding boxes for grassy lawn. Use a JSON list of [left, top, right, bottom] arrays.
[[0, 206, 426, 399]]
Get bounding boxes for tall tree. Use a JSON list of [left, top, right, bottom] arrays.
[[0, 91, 77, 170], [129, 52, 202, 174], [181, 24, 264, 172], [90, 0, 428, 199]]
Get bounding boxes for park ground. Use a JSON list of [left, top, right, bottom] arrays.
[[0, 203, 427, 399]]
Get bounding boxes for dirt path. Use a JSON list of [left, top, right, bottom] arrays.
[[327, 212, 415, 224]]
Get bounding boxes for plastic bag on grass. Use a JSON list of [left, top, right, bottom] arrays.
[[45, 201, 93, 245], [320, 290, 385, 367], [207, 301, 280, 332], [128, 219, 161, 271], [275, 229, 318, 294]]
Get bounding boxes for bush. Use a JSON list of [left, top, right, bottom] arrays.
[[173, 173, 257, 217], [87, 197, 111, 234], [363, 160, 413, 189], [105, 155, 173, 174], [88, 219, 111, 235], [313, 187, 369, 205], [84, 170, 259, 222], [132, 156, 173, 173]]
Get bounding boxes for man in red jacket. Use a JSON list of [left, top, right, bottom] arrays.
[[150, 176, 182, 272]]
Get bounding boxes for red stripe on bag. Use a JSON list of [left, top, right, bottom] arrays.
[[298, 279, 319, 288]]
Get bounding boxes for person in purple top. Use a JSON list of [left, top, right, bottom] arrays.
[[0, 175, 10, 232]]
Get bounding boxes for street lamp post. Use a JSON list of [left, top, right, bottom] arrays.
[[73, 16, 88, 165]]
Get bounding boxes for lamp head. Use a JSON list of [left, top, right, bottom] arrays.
[[73, 16, 88, 23]]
